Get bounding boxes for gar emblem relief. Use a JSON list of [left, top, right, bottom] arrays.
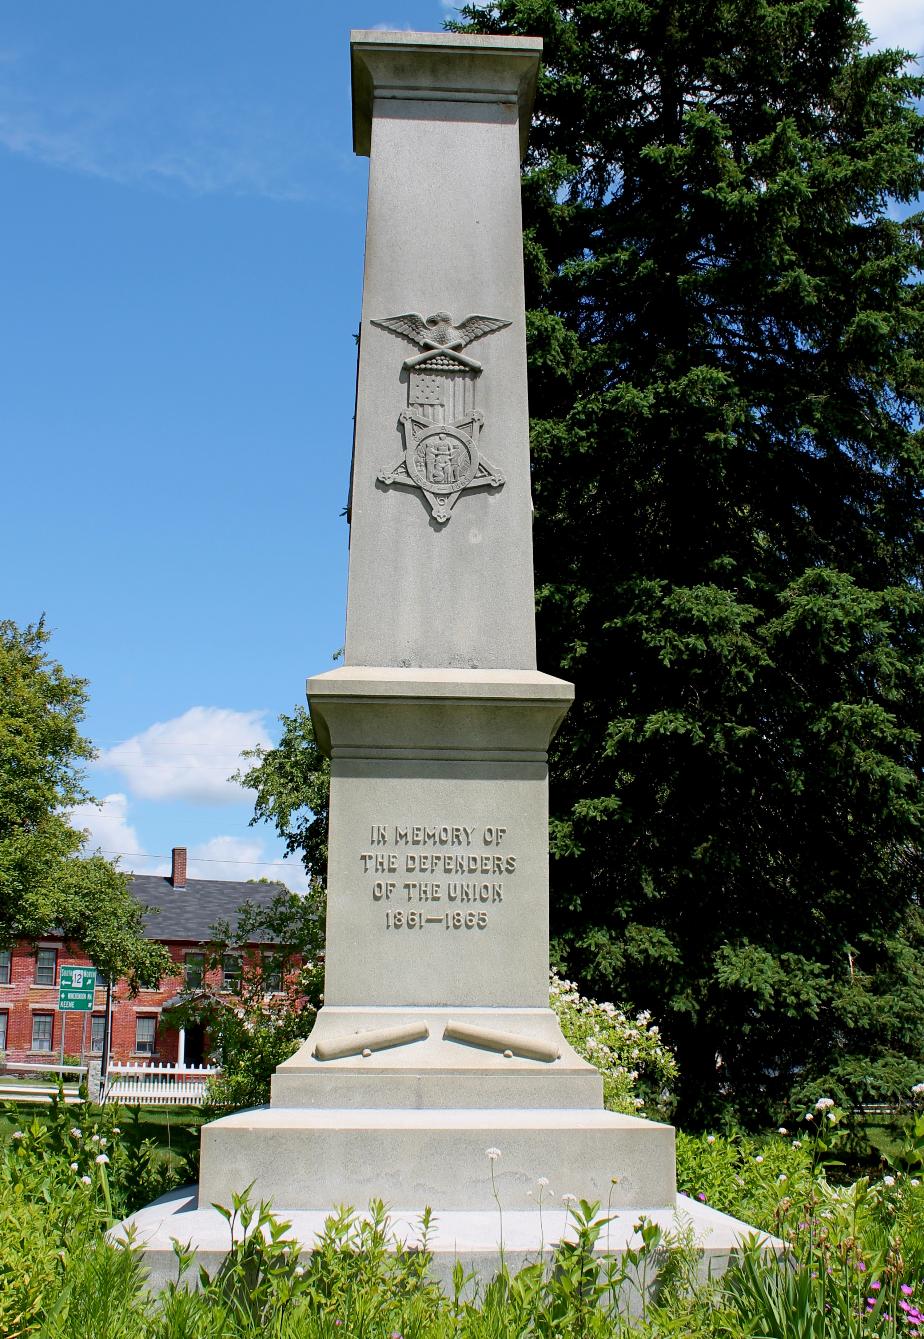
[[372, 311, 510, 524]]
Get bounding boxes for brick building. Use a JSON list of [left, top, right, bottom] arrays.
[[0, 847, 285, 1068]]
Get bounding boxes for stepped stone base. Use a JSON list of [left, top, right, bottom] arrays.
[[119, 1185, 777, 1305], [199, 1105, 676, 1212]]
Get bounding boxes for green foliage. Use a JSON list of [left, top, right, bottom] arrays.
[[0, 618, 170, 989], [234, 707, 330, 884], [2, 1112, 924, 1339], [163, 887, 326, 1110], [450, 0, 924, 1126], [550, 972, 677, 1118]]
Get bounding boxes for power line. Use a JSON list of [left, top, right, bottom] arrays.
[[93, 848, 299, 869]]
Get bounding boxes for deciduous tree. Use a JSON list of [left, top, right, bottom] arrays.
[[0, 619, 169, 989]]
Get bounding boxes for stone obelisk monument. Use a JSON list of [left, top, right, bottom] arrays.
[[127, 30, 756, 1280]]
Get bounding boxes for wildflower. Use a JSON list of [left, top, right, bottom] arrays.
[[70, 1162, 78, 1172], [706, 1135, 716, 1144], [294, 1265, 305, 1277], [912, 1082, 924, 1096], [11, 1131, 23, 1141], [112, 1127, 121, 1135], [95, 1153, 110, 1165], [792, 1140, 802, 1148], [561, 1193, 577, 1206], [871, 1281, 882, 1290], [883, 1176, 895, 1187], [81, 1175, 92, 1185], [754, 1155, 764, 1164], [805, 1113, 815, 1122], [98, 1138, 107, 1148], [858, 1262, 867, 1272], [91, 1134, 100, 1143], [778, 1127, 788, 1136], [815, 1097, 834, 1111], [70, 1127, 82, 1139], [777, 1174, 788, 1183], [697, 1192, 706, 1202], [903, 1285, 914, 1297], [911, 1179, 920, 1187], [485, 1147, 501, 1162], [537, 1176, 549, 1188]]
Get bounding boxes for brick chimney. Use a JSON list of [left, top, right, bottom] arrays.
[[171, 846, 187, 890]]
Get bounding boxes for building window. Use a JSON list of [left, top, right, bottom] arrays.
[[31, 1013, 53, 1052], [135, 1016, 156, 1055], [0, 950, 10, 985], [90, 1015, 105, 1054], [221, 954, 241, 993], [35, 948, 57, 986], [0, 1012, 7, 1051], [184, 953, 204, 990], [262, 953, 282, 994]]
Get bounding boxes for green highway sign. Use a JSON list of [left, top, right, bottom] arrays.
[[58, 965, 97, 1012]]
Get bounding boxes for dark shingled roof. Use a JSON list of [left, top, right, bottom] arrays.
[[128, 875, 287, 945]]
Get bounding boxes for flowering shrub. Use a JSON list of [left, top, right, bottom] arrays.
[[549, 972, 677, 1118]]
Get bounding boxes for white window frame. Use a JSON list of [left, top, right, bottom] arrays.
[[0, 949, 11, 985], [31, 1012, 54, 1052], [90, 1015, 105, 1054], [134, 1015, 157, 1056], [34, 947, 57, 986]]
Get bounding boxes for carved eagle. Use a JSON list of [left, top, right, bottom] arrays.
[[372, 312, 510, 351]]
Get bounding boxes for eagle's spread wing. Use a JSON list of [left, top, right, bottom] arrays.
[[454, 315, 511, 347], [372, 314, 430, 347]]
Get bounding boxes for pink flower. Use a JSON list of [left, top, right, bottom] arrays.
[[903, 1285, 915, 1297]]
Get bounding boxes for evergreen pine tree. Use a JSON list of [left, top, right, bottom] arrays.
[[452, 0, 924, 1124]]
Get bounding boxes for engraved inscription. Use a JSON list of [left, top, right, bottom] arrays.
[[373, 311, 509, 525], [360, 823, 517, 931]]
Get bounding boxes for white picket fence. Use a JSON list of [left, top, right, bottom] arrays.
[[104, 1061, 219, 1106]]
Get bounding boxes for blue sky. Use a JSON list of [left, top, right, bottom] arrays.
[[2, 1, 920, 892]]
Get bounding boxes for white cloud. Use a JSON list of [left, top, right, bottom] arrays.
[[96, 706, 271, 804], [187, 836, 309, 891], [69, 792, 155, 868], [858, 0, 923, 55]]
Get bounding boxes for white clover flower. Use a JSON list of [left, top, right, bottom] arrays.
[[81, 1175, 92, 1185], [792, 1140, 802, 1149], [805, 1113, 815, 1121], [778, 1127, 789, 1136], [112, 1127, 121, 1135], [98, 1138, 107, 1148], [11, 1131, 23, 1141], [70, 1162, 79, 1172], [91, 1134, 100, 1143], [883, 1175, 896, 1187], [706, 1135, 716, 1144], [485, 1147, 501, 1162], [777, 1173, 788, 1183], [814, 1097, 834, 1111], [70, 1127, 82, 1139], [537, 1176, 549, 1188], [95, 1153, 110, 1165], [294, 1265, 305, 1277], [910, 1179, 920, 1187], [561, 1193, 577, 1206], [754, 1155, 764, 1164]]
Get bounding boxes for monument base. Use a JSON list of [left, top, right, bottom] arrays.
[[118, 1184, 776, 1306], [198, 1105, 676, 1211]]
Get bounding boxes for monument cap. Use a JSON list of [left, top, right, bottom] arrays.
[[350, 29, 543, 159]]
